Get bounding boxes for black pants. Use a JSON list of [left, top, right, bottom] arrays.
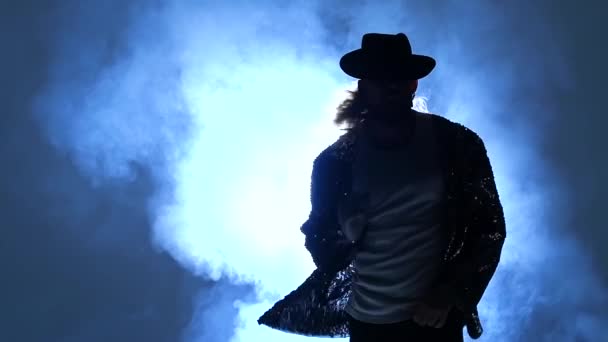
[[348, 311, 464, 342]]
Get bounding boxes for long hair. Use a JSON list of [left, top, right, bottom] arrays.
[[333, 88, 426, 129], [333, 89, 366, 129]]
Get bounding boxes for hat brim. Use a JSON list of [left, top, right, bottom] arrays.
[[339, 49, 436, 80]]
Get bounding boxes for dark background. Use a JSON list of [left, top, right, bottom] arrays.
[[1, 0, 606, 341]]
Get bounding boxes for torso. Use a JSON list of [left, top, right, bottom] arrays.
[[341, 112, 448, 324]]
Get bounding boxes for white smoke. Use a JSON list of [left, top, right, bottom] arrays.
[[31, 0, 607, 341]]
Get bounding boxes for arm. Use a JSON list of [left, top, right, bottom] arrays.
[[429, 133, 507, 313], [300, 151, 351, 271], [458, 133, 506, 310]]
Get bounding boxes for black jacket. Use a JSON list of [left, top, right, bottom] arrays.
[[258, 113, 506, 339]]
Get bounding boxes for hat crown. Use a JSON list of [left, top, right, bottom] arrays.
[[339, 32, 435, 80], [361, 33, 412, 56]]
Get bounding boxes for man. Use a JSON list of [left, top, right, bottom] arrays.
[[258, 33, 506, 341]]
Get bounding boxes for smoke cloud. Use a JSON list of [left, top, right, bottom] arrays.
[[3, 0, 606, 341]]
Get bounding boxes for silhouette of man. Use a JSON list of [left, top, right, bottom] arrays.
[[259, 32, 506, 342]]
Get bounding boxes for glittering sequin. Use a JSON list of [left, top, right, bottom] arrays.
[[258, 113, 506, 340]]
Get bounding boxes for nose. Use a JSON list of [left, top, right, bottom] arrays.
[[386, 82, 400, 91]]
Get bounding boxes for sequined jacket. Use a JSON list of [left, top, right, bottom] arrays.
[[258, 113, 506, 339]]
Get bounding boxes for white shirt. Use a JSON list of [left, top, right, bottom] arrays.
[[340, 112, 447, 324]]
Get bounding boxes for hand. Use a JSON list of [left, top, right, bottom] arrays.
[[412, 302, 452, 328]]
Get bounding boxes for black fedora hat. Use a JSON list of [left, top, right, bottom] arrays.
[[339, 33, 436, 81]]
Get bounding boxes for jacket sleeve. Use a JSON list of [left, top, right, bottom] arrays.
[[300, 151, 351, 271], [434, 132, 507, 313], [460, 133, 506, 309]]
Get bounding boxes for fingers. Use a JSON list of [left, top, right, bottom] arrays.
[[412, 306, 449, 329], [412, 311, 422, 325], [423, 312, 442, 329], [413, 308, 435, 327], [433, 310, 448, 328], [412, 303, 428, 326]]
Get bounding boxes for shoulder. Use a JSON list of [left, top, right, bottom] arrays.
[[421, 111, 485, 147], [315, 129, 357, 165]]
